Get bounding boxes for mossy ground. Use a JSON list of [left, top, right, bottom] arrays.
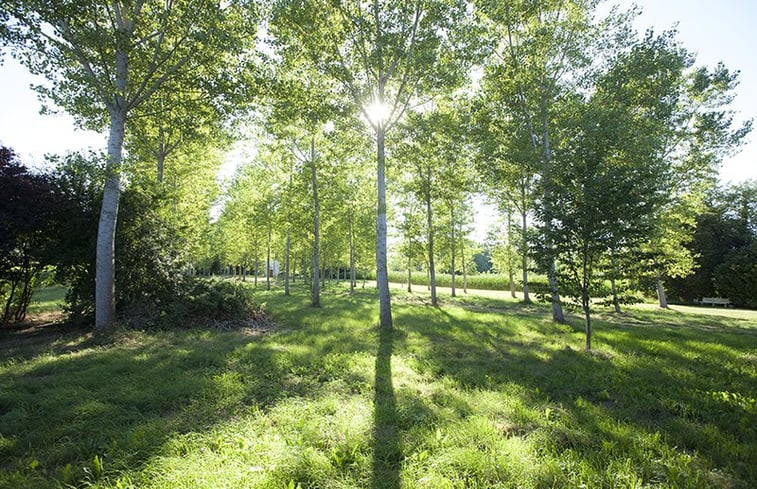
[[1, 281, 755, 488]]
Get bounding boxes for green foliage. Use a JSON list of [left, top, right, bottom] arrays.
[[47, 153, 207, 323], [0, 147, 65, 324], [1, 283, 756, 488], [122, 280, 264, 329], [668, 182, 757, 306], [713, 242, 757, 308]]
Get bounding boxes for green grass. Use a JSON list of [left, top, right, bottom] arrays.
[[1, 282, 755, 488], [25, 284, 67, 315]]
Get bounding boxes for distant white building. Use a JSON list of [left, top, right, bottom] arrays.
[[266, 259, 280, 277]]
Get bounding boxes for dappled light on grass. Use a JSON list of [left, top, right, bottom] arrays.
[[1, 282, 755, 488]]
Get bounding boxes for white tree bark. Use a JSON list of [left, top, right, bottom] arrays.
[[376, 126, 392, 328], [94, 39, 131, 328], [310, 138, 320, 307]]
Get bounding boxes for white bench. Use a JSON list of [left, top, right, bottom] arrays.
[[699, 297, 732, 307]]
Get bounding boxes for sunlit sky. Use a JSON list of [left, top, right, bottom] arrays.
[[0, 1, 754, 242]]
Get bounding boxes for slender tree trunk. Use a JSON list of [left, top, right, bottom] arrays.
[[321, 257, 326, 290], [407, 256, 412, 293], [376, 126, 392, 328], [349, 214, 355, 294], [521, 209, 530, 303], [284, 227, 291, 296], [95, 103, 126, 328], [506, 207, 516, 298], [462, 237, 468, 294], [2, 277, 18, 324], [311, 138, 320, 307], [584, 298, 592, 350], [254, 253, 259, 287], [541, 96, 565, 323], [582, 252, 592, 350], [657, 273, 668, 308], [610, 276, 620, 313], [450, 206, 456, 298], [425, 186, 438, 306], [266, 224, 272, 291], [156, 147, 165, 183]]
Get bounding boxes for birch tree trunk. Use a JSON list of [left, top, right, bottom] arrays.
[[254, 253, 259, 287], [407, 257, 412, 293], [266, 224, 272, 291], [521, 209, 530, 304], [95, 102, 126, 328], [541, 93, 565, 323], [450, 206, 456, 298], [284, 227, 291, 296], [425, 185, 438, 306], [311, 139, 320, 307], [462, 236, 467, 294], [349, 213, 355, 294], [376, 125, 392, 328]]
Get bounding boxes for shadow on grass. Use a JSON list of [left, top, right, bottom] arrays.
[[0, 326, 334, 488], [372, 327, 401, 489], [396, 295, 757, 483]]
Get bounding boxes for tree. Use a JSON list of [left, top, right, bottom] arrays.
[[1, 0, 255, 327], [475, 0, 620, 322], [0, 147, 62, 324], [272, 0, 481, 329], [667, 181, 757, 305], [541, 29, 749, 349]]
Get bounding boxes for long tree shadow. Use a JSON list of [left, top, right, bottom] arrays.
[[372, 327, 401, 489]]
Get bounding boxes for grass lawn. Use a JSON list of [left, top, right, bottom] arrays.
[[1, 281, 755, 488], [24, 284, 67, 315]]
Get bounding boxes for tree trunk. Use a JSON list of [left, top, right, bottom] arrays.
[[156, 148, 165, 183], [407, 256, 412, 293], [349, 213, 355, 294], [462, 237, 467, 294], [254, 253, 259, 287], [610, 276, 620, 313], [284, 227, 291, 296], [425, 184, 438, 306], [311, 138, 320, 307], [584, 300, 592, 350], [521, 209, 530, 304], [321, 258, 326, 290], [541, 96, 565, 324], [657, 274, 668, 308], [266, 224, 272, 291], [507, 207, 516, 298], [376, 126, 392, 328], [450, 207, 456, 298], [547, 263, 564, 322], [95, 104, 126, 328]]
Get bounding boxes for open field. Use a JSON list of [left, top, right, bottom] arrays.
[[1, 282, 755, 488]]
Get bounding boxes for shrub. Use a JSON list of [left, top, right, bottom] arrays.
[[122, 280, 264, 329]]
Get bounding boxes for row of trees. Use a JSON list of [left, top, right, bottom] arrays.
[[2, 1, 751, 350]]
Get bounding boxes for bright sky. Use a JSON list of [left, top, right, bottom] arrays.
[[1, 1, 755, 241]]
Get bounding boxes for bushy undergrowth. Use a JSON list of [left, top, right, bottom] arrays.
[[121, 279, 264, 329]]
